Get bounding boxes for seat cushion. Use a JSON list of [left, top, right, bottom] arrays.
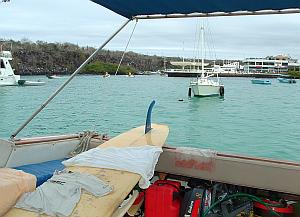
[[0, 168, 36, 216], [14, 159, 65, 187]]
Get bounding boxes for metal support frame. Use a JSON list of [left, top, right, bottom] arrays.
[[10, 19, 132, 140], [133, 9, 300, 20]]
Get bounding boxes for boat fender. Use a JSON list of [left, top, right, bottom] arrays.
[[219, 86, 224, 97], [188, 87, 192, 97]]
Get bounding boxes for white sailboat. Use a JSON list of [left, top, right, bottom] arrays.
[[0, 48, 20, 86], [189, 25, 224, 97]]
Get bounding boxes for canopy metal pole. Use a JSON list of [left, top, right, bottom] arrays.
[[115, 20, 138, 76], [10, 19, 131, 140]]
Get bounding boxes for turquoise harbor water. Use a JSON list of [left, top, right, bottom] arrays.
[[0, 75, 299, 162]]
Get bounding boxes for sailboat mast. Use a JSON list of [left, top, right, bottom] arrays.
[[182, 41, 185, 70], [201, 23, 204, 77]]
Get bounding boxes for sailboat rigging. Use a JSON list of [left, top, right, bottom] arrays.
[[189, 22, 224, 97]]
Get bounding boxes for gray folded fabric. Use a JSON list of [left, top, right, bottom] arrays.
[[15, 171, 112, 217]]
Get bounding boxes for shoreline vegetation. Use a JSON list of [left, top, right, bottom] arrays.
[[83, 61, 135, 75], [288, 70, 300, 79], [1, 39, 300, 78], [3, 39, 169, 76]]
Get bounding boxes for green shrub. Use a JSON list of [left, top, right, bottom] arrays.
[[288, 70, 300, 79], [82, 61, 136, 75]]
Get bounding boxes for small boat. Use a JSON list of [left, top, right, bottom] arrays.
[[126, 72, 135, 78], [103, 72, 110, 78], [251, 79, 271, 85], [277, 75, 296, 83], [18, 80, 46, 86], [149, 70, 161, 75], [0, 45, 20, 86], [46, 75, 61, 79]]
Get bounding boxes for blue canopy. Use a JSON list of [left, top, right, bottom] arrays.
[[91, 0, 300, 19]]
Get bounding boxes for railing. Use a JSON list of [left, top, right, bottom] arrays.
[[164, 69, 201, 73]]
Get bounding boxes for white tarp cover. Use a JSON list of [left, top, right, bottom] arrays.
[[15, 171, 112, 217], [62, 145, 163, 189]]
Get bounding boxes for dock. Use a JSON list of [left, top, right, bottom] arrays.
[[165, 71, 282, 78]]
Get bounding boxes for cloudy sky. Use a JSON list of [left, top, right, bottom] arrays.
[[1, 0, 300, 60]]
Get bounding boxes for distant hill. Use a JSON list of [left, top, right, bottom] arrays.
[[2, 39, 179, 75]]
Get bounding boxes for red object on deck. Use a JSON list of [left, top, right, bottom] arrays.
[[254, 199, 294, 217], [191, 198, 201, 217], [145, 180, 181, 217], [133, 192, 145, 205]]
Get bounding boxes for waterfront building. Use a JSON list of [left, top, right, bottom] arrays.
[[242, 55, 300, 74]]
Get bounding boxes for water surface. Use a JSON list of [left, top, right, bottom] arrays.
[[0, 75, 299, 162]]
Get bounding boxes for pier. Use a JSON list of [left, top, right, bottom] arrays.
[[166, 71, 284, 78]]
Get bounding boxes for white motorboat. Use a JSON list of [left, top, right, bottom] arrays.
[[46, 74, 62, 79], [189, 25, 224, 97], [0, 44, 45, 87], [0, 45, 20, 86]]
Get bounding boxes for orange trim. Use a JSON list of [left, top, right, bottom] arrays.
[[162, 147, 300, 167], [14, 134, 80, 145], [217, 153, 300, 167]]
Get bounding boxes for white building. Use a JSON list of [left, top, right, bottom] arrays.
[[242, 55, 300, 74], [243, 57, 287, 73]]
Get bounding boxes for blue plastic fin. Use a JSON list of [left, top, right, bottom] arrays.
[[145, 100, 155, 134]]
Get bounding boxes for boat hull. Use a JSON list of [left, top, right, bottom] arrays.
[[156, 147, 300, 195], [251, 79, 271, 85], [18, 80, 45, 86], [277, 77, 296, 83], [0, 133, 106, 168], [46, 75, 61, 79], [0, 75, 20, 86], [190, 83, 222, 97]]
